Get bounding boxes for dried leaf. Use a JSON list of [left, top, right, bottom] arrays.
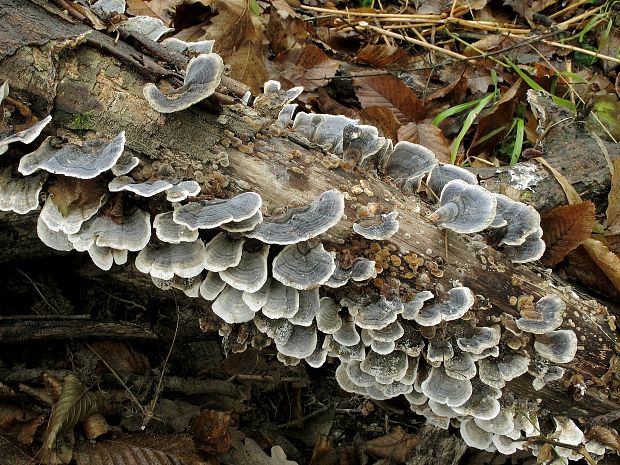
[[219, 437, 298, 465], [536, 442, 555, 464], [566, 246, 619, 300], [607, 234, 620, 254], [82, 414, 109, 440], [583, 238, 620, 292], [365, 426, 419, 463], [533, 157, 582, 205], [605, 159, 620, 235], [90, 341, 150, 375], [43, 375, 102, 451], [191, 410, 231, 455], [47, 177, 107, 217], [266, 8, 309, 56], [355, 45, 410, 69], [540, 201, 596, 266], [0, 403, 45, 445], [359, 106, 400, 142], [308, 434, 338, 465], [397, 122, 452, 163], [126, 0, 176, 22], [585, 426, 620, 453], [273, 44, 340, 92], [354, 75, 423, 124]]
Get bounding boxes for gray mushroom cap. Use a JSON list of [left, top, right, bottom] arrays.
[[0, 80, 8, 103], [368, 321, 404, 342], [19, 132, 125, 179], [212, 285, 256, 324], [401, 290, 434, 320], [276, 323, 318, 359], [335, 363, 368, 395], [203, 232, 245, 272], [413, 287, 474, 326], [534, 329, 577, 364], [312, 114, 359, 153], [452, 380, 501, 420], [289, 288, 319, 326], [291, 112, 324, 140], [1, 115, 52, 156], [246, 189, 344, 245], [490, 194, 541, 246], [531, 365, 565, 391], [143, 53, 224, 113], [108, 176, 173, 197], [135, 239, 206, 280], [87, 244, 118, 271], [460, 418, 493, 449], [360, 349, 409, 384], [326, 337, 365, 363], [353, 211, 399, 240], [68, 209, 151, 252], [426, 163, 478, 198], [220, 242, 269, 293], [384, 141, 438, 193], [199, 271, 226, 301], [421, 365, 472, 407], [166, 180, 201, 202], [154, 211, 199, 244], [275, 103, 298, 127], [118, 16, 173, 41], [426, 340, 454, 365], [344, 295, 403, 330], [431, 179, 497, 233], [325, 257, 377, 288], [219, 210, 263, 233], [254, 313, 293, 345], [262, 280, 299, 319], [444, 350, 477, 380], [342, 124, 385, 164], [333, 320, 361, 347], [305, 343, 329, 368], [478, 353, 530, 389], [241, 278, 271, 312], [346, 360, 377, 388], [36, 215, 74, 251], [272, 241, 336, 290], [504, 226, 546, 263], [160, 38, 215, 54], [0, 167, 46, 214], [173, 192, 262, 230], [457, 325, 501, 355], [316, 297, 343, 334], [516, 295, 565, 334], [371, 340, 396, 355], [111, 153, 140, 176]]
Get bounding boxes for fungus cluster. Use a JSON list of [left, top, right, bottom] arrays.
[[0, 51, 599, 462]]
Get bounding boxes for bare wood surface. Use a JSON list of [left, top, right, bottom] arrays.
[[1, 0, 620, 425]]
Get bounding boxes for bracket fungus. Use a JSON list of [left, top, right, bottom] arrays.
[[504, 226, 545, 263], [39, 190, 107, 235], [353, 211, 399, 240], [289, 289, 320, 326], [316, 297, 343, 334], [272, 241, 335, 290], [219, 210, 263, 233], [153, 212, 199, 244], [160, 38, 215, 54], [118, 16, 173, 41], [203, 232, 245, 272], [166, 180, 201, 202], [173, 192, 262, 230], [383, 141, 437, 193], [275, 324, 318, 360], [534, 330, 578, 364], [426, 163, 478, 197], [262, 280, 299, 320], [413, 287, 474, 326], [516, 295, 565, 334], [0, 115, 52, 156], [421, 365, 472, 407], [108, 176, 173, 197], [490, 193, 541, 246], [325, 257, 377, 288], [0, 167, 46, 214], [219, 242, 269, 293], [341, 124, 385, 165], [135, 239, 206, 280], [143, 53, 224, 113], [212, 286, 256, 324], [36, 215, 74, 252], [457, 325, 501, 355], [19, 132, 126, 179], [343, 295, 403, 330], [247, 189, 344, 244], [199, 271, 226, 301]]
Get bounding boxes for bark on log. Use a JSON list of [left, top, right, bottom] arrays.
[[2, 0, 620, 443]]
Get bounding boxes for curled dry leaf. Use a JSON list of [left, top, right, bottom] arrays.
[[397, 122, 452, 163], [604, 159, 620, 236], [583, 238, 620, 292], [354, 74, 424, 124], [47, 177, 107, 217], [273, 44, 340, 92], [82, 413, 109, 440], [0, 404, 45, 445], [190, 409, 231, 455], [585, 426, 620, 453], [365, 426, 420, 464], [566, 246, 619, 300], [360, 106, 400, 142], [355, 45, 410, 69], [540, 201, 596, 266]]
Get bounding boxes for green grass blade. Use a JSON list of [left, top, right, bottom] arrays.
[[510, 117, 525, 166], [432, 99, 481, 127], [450, 92, 497, 164]]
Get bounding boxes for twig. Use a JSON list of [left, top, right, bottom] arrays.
[[16, 269, 62, 315], [523, 435, 598, 465], [549, 0, 592, 20], [542, 39, 620, 65]]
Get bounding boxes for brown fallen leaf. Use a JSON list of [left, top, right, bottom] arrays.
[[354, 45, 410, 69], [583, 238, 620, 292], [359, 106, 400, 142], [585, 426, 620, 453], [604, 159, 620, 236], [308, 434, 338, 465], [397, 122, 452, 163], [540, 201, 596, 266], [47, 176, 108, 217], [354, 74, 424, 124], [190, 410, 231, 455], [365, 426, 419, 463], [126, 0, 174, 22], [565, 246, 619, 300], [266, 6, 309, 56], [89, 341, 150, 375], [272, 44, 340, 92], [82, 413, 109, 440]]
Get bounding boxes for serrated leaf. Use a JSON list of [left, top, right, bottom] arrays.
[[541, 201, 596, 266], [354, 74, 423, 124], [397, 122, 451, 163], [44, 375, 102, 451], [583, 238, 620, 292], [74, 439, 207, 465]]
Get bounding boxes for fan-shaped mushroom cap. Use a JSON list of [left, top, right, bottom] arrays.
[[275, 103, 298, 127], [346, 360, 376, 388], [414, 287, 474, 326], [111, 153, 140, 176], [405, 389, 428, 406], [534, 330, 577, 363], [452, 380, 502, 420], [325, 257, 377, 288], [166, 180, 201, 202], [254, 82, 303, 109], [444, 350, 477, 380], [305, 343, 328, 368], [199, 271, 226, 301], [36, 215, 74, 251], [516, 295, 565, 334], [241, 278, 271, 312], [174, 192, 262, 230], [316, 297, 342, 334], [272, 241, 335, 290], [493, 434, 523, 455], [219, 211, 263, 233], [291, 112, 324, 140], [154, 211, 199, 244], [212, 285, 256, 324], [335, 363, 368, 395], [19, 132, 125, 178], [312, 114, 359, 153], [353, 211, 399, 240], [247, 189, 344, 245], [220, 242, 269, 293], [276, 323, 318, 359], [421, 366, 472, 407], [69, 209, 151, 252], [108, 176, 173, 197], [428, 400, 459, 419], [431, 179, 497, 233], [475, 407, 515, 435], [457, 325, 501, 354], [118, 16, 173, 40], [426, 163, 478, 197], [135, 239, 206, 280], [289, 288, 319, 326], [395, 325, 426, 357], [342, 124, 385, 164], [143, 53, 224, 113], [360, 349, 409, 384], [401, 291, 434, 320], [262, 280, 299, 319], [39, 190, 107, 234], [531, 365, 565, 391], [326, 337, 366, 363], [553, 418, 585, 457], [0, 167, 46, 214], [333, 320, 361, 347], [478, 353, 529, 389], [368, 321, 404, 343], [371, 340, 396, 355], [1, 115, 52, 156], [491, 194, 541, 246], [384, 141, 438, 193], [160, 38, 215, 54], [203, 232, 245, 272], [505, 226, 545, 263], [460, 418, 493, 449], [87, 244, 115, 270], [254, 313, 293, 345], [426, 340, 454, 365], [343, 295, 403, 330], [93, 0, 125, 15]]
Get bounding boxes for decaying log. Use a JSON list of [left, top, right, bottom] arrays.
[[2, 0, 620, 451]]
